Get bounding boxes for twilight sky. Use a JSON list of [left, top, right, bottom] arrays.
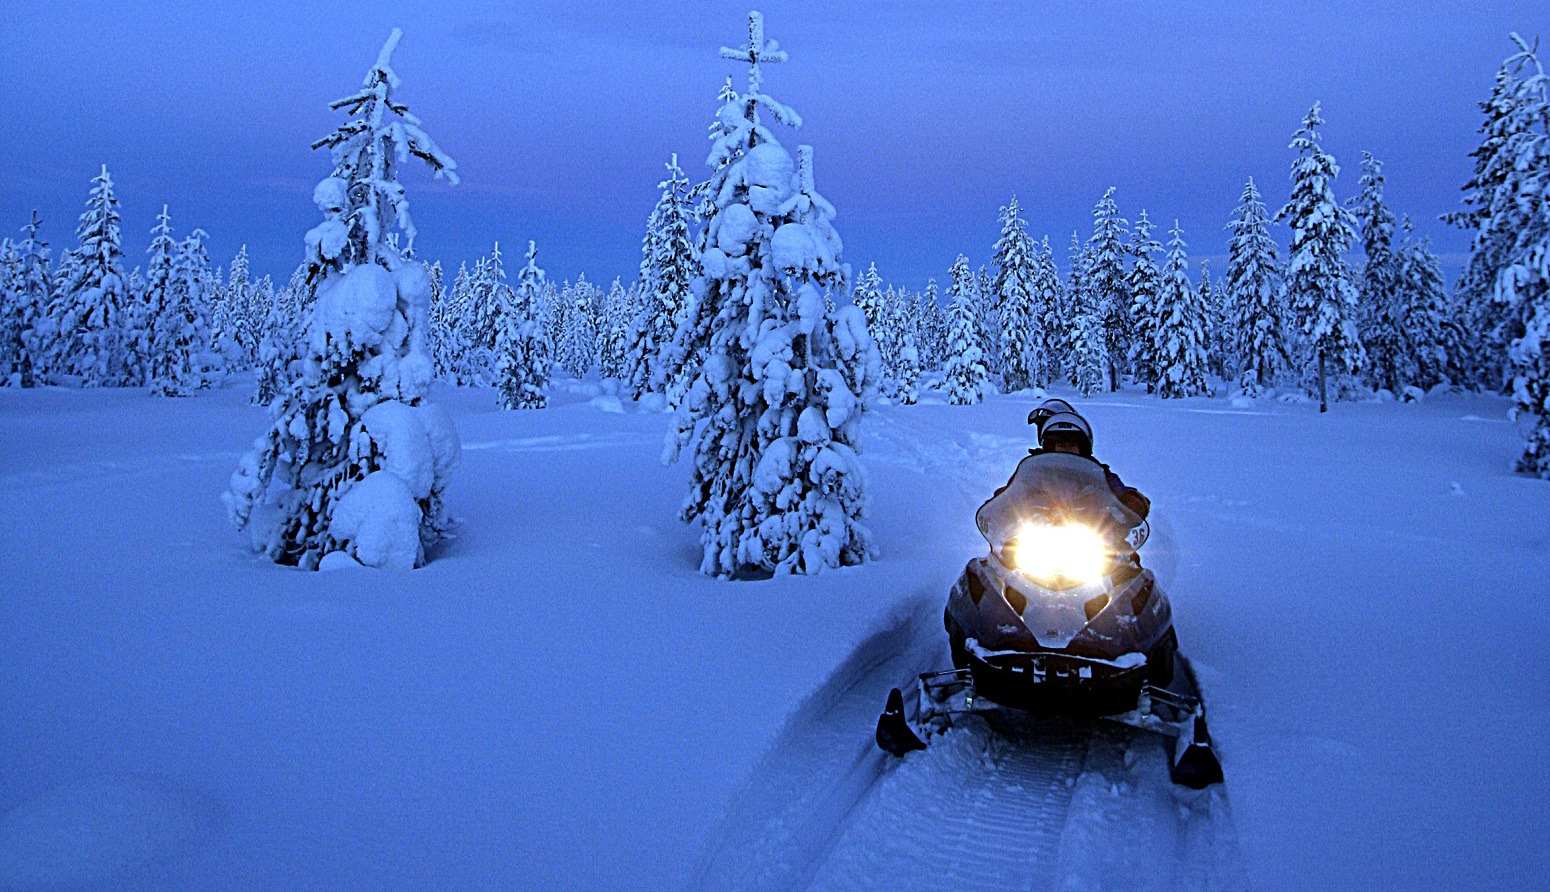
[[0, 1, 1544, 288]]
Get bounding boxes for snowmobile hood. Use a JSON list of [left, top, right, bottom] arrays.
[[976, 452, 1141, 556]]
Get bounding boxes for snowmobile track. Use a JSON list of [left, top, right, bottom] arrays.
[[689, 597, 1246, 892]]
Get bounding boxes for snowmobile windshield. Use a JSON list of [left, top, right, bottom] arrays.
[[976, 452, 1143, 556]]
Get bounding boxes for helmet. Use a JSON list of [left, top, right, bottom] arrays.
[[1038, 411, 1093, 455], [1027, 398, 1077, 431]]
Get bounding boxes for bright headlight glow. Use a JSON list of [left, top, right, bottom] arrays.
[[1005, 523, 1109, 583]]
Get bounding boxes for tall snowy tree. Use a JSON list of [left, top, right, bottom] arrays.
[[1153, 222, 1211, 398], [467, 243, 510, 365], [1349, 152, 1410, 393], [1, 212, 50, 386], [1200, 261, 1231, 381], [1277, 102, 1364, 411], [224, 29, 461, 570], [1396, 220, 1459, 392], [597, 278, 632, 379], [663, 12, 879, 576], [1126, 210, 1163, 391], [142, 206, 198, 396], [1066, 234, 1109, 396], [943, 255, 989, 405], [173, 228, 224, 389], [252, 264, 311, 406], [916, 278, 945, 370], [992, 196, 1044, 391], [1226, 178, 1289, 394], [222, 245, 259, 370], [1087, 187, 1130, 390], [48, 165, 129, 386], [625, 155, 698, 401], [555, 277, 598, 378], [1446, 51, 1539, 390], [1034, 237, 1067, 382], [1446, 38, 1550, 471], [497, 240, 552, 409]]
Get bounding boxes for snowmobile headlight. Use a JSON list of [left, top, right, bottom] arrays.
[[1005, 523, 1108, 585]]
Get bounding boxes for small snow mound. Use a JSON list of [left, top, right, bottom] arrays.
[[1229, 396, 1255, 409], [0, 777, 206, 890], [318, 551, 366, 571], [1401, 385, 1426, 403], [330, 471, 423, 570], [636, 392, 667, 413], [589, 394, 624, 414]]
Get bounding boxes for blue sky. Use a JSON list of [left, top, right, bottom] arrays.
[[0, 1, 1543, 288]]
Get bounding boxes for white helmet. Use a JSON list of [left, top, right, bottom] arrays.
[[1038, 411, 1093, 455]]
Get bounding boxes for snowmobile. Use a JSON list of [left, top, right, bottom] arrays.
[[875, 451, 1224, 789]]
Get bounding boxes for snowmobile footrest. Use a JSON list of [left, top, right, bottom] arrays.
[[876, 687, 927, 756], [1170, 715, 1224, 789]]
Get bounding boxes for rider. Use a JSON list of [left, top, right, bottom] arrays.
[[1017, 401, 1151, 521]]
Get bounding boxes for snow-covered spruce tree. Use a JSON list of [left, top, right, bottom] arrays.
[[466, 244, 512, 381], [943, 256, 989, 405], [497, 240, 551, 409], [917, 278, 946, 370], [625, 155, 697, 401], [1394, 222, 1457, 392], [173, 229, 224, 389], [1200, 261, 1230, 381], [1479, 37, 1550, 473], [1126, 210, 1163, 391], [1226, 177, 1290, 395], [224, 28, 461, 570], [1087, 187, 1130, 390], [1349, 152, 1411, 393], [1153, 222, 1211, 398], [1, 212, 51, 386], [48, 165, 130, 386], [1277, 102, 1364, 411], [555, 277, 598, 378], [992, 196, 1044, 391], [0, 240, 23, 385], [252, 264, 311, 406], [896, 334, 921, 405], [1446, 49, 1538, 390], [664, 12, 879, 577], [222, 245, 259, 370], [1066, 235, 1110, 396], [1034, 237, 1067, 382], [142, 206, 200, 396], [597, 278, 632, 379]]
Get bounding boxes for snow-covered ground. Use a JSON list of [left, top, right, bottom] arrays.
[[1, 378, 1546, 890]]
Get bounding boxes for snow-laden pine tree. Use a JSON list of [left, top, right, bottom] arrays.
[[597, 278, 632, 379], [1395, 221, 1459, 392], [1200, 261, 1230, 381], [142, 206, 201, 397], [851, 262, 886, 338], [252, 264, 310, 406], [0, 240, 23, 385], [467, 243, 510, 378], [917, 278, 946, 371], [625, 155, 697, 401], [943, 255, 989, 405], [1277, 103, 1365, 411], [896, 334, 921, 405], [497, 240, 551, 409], [1126, 210, 1164, 391], [1153, 222, 1211, 398], [48, 165, 130, 386], [1, 212, 51, 387], [992, 196, 1044, 391], [555, 277, 598, 378], [664, 12, 880, 576], [1470, 38, 1550, 472], [1446, 49, 1538, 390], [1034, 237, 1067, 382], [224, 29, 461, 570], [172, 229, 224, 389], [222, 246, 259, 370], [1066, 234, 1110, 396], [1349, 152, 1410, 393], [1226, 178, 1289, 394], [1087, 188, 1130, 390]]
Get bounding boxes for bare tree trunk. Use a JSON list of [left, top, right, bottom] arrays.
[[1317, 348, 1328, 413]]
